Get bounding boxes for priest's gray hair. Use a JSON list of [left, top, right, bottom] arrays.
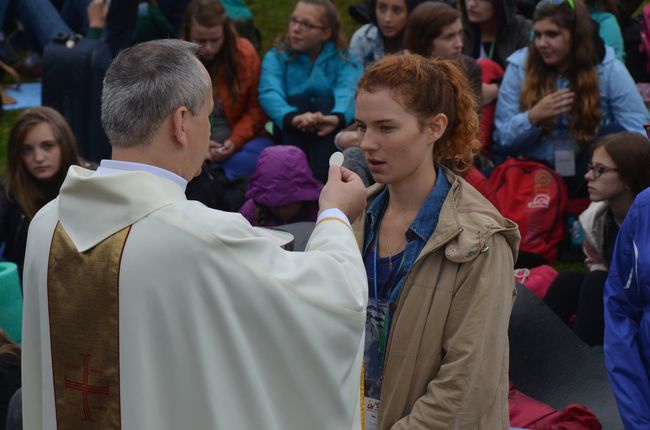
[[101, 39, 211, 148]]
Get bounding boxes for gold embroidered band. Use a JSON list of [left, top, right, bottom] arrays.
[[47, 223, 130, 429]]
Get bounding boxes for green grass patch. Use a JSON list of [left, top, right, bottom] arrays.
[[251, 0, 363, 54]]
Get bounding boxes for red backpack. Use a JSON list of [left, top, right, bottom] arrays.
[[488, 159, 568, 262]]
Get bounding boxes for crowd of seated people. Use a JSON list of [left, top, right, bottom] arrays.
[[2, 0, 650, 427]]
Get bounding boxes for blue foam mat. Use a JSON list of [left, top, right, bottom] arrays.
[[3, 82, 42, 110]]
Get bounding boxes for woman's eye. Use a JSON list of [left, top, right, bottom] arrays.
[[356, 124, 367, 133], [21, 147, 33, 155], [380, 125, 394, 133], [41, 142, 55, 150]]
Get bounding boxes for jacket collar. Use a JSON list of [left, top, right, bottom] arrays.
[[57, 166, 187, 252], [354, 166, 519, 263]]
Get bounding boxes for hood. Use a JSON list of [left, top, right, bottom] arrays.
[[57, 166, 186, 252], [355, 167, 520, 264], [245, 146, 323, 207]]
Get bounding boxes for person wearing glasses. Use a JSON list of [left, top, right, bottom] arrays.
[[258, 0, 362, 183], [544, 132, 650, 346], [493, 0, 649, 197], [180, 0, 271, 181]]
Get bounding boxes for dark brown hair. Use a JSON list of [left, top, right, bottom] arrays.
[[181, 0, 241, 100], [404, 2, 460, 57], [521, 0, 601, 145], [6, 107, 80, 218], [0, 330, 19, 357], [357, 54, 480, 173], [592, 132, 650, 195]]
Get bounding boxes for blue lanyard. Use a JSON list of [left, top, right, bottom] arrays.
[[372, 225, 406, 371]]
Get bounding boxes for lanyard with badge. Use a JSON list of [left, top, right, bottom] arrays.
[[365, 222, 405, 430]]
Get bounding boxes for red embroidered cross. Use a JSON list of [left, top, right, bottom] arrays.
[[64, 353, 110, 422]]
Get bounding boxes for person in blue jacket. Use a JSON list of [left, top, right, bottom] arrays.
[[604, 183, 650, 429], [259, 0, 362, 183], [493, 0, 649, 196]]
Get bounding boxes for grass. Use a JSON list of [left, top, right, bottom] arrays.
[[250, 0, 363, 54]]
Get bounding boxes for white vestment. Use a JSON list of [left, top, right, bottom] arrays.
[[22, 166, 367, 429]]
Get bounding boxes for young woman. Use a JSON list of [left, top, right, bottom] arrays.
[[258, 0, 362, 183], [0, 107, 81, 276], [181, 0, 271, 181], [493, 0, 649, 195], [353, 54, 519, 429], [403, 2, 482, 104], [349, 0, 417, 69], [460, 0, 531, 69], [239, 145, 322, 227], [544, 132, 650, 346]]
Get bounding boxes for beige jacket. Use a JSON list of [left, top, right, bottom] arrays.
[[353, 168, 520, 429]]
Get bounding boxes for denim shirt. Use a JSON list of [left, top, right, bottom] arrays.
[[363, 166, 450, 310]]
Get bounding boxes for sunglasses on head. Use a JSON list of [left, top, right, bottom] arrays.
[[536, 0, 575, 11]]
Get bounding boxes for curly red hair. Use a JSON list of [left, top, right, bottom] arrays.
[[356, 54, 480, 173]]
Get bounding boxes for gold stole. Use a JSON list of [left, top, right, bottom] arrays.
[[48, 223, 130, 429]]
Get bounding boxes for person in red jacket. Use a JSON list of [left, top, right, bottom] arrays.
[[181, 0, 272, 180]]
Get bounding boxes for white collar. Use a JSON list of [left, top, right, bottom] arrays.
[[96, 159, 188, 191]]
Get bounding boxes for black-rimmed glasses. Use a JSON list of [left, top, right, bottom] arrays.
[[587, 163, 618, 178]]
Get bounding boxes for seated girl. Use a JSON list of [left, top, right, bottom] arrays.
[[239, 146, 322, 227], [258, 0, 362, 183], [493, 0, 649, 196], [349, 0, 416, 68], [544, 132, 650, 346], [459, 0, 531, 69], [181, 0, 272, 181], [0, 107, 81, 276], [353, 54, 519, 428]]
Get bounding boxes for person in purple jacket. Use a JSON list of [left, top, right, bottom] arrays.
[[239, 145, 322, 227]]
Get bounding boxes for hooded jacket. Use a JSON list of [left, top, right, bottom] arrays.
[[353, 167, 520, 429], [239, 146, 322, 226], [604, 188, 650, 429], [459, 0, 532, 68]]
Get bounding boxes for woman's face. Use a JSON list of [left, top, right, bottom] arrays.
[[375, 0, 408, 39], [430, 19, 464, 59], [356, 89, 439, 186], [189, 20, 225, 62], [533, 18, 572, 70], [21, 122, 63, 181], [288, 2, 330, 54], [465, 0, 495, 25], [585, 146, 629, 202]]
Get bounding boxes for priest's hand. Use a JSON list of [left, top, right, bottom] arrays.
[[320, 165, 366, 223]]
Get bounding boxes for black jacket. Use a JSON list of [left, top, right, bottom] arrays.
[[460, 0, 532, 68]]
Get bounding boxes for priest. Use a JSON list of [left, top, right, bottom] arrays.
[[21, 39, 368, 429]]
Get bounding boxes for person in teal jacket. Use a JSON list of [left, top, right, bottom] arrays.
[[587, 0, 625, 62], [493, 0, 649, 196], [259, 0, 362, 182]]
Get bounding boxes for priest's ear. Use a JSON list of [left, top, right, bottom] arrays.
[[171, 105, 191, 149]]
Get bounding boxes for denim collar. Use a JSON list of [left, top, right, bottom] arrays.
[[363, 166, 450, 257]]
